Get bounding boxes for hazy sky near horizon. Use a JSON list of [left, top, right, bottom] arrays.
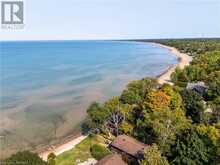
[[0, 0, 220, 40]]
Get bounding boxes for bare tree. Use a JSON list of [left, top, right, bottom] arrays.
[[104, 103, 124, 136]]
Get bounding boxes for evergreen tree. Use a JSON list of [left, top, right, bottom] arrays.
[[171, 129, 210, 165]]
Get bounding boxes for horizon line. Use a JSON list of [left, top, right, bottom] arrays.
[[1, 37, 220, 42]]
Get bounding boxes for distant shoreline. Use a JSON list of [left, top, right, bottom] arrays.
[[38, 42, 192, 160]]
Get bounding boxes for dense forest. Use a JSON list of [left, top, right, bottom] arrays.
[[152, 39, 220, 56], [3, 39, 220, 165], [84, 39, 220, 164]]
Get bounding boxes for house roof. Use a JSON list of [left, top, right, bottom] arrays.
[[186, 81, 208, 96], [186, 81, 207, 90], [96, 154, 126, 165], [110, 135, 148, 157]]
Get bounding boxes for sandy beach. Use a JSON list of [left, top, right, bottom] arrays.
[[39, 135, 87, 161], [38, 43, 192, 161], [155, 43, 192, 84]]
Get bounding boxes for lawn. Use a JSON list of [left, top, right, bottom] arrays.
[[55, 135, 108, 165]]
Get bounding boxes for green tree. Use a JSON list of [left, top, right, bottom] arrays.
[[87, 102, 109, 129], [185, 65, 207, 82], [119, 121, 134, 134], [139, 108, 190, 155], [181, 90, 205, 123], [207, 71, 220, 101], [120, 89, 141, 105], [139, 144, 169, 165], [170, 50, 220, 88], [4, 151, 48, 165], [120, 78, 159, 105], [171, 68, 188, 86], [210, 97, 220, 123], [130, 85, 190, 155], [171, 129, 210, 165], [196, 123, 220, 164], [104, 97, 133, 136]]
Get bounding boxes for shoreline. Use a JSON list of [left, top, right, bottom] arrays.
[[39, 134, 87, 161], [153, 43, 192, 84], [38, 42, 192, 160]]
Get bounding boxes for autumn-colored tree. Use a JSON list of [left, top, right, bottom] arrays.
[[160, 84, 183, 110], [144, 90, 171, 110]]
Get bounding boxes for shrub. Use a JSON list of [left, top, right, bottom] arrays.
[[47, 152, 56, 160], [90, 144, 111, 160], [47, 152, 56, 165], [4, 151, 48, 165]]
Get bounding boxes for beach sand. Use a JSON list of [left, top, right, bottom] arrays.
[[39, 135, 87, 161], [155, 43, 192, 84], [38, 43, 192, 161]]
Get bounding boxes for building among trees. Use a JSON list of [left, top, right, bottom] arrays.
[[109, 135, 148, 164], [186, 81, 207, 96]]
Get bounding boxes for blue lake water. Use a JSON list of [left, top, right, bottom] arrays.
[[0, 40, 177, 154]]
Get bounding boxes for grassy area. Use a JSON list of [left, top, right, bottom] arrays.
[[55, 135, 108, 165]]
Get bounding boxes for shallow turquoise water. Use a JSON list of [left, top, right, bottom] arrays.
[[1, 41, 176, 109], [0, 40, 177, 153]]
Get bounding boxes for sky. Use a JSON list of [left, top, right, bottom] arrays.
[[0, 0, 220, 40]]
